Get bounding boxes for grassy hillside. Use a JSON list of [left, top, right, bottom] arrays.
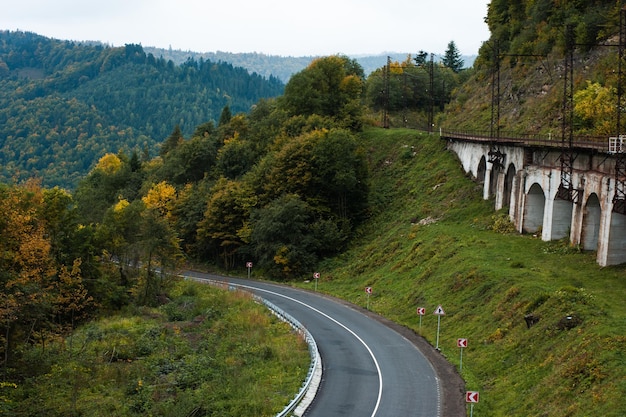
[[303, 127, 625, 416]]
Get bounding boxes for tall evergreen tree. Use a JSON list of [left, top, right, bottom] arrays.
[[219, 105, 232, 127], [414, 50, 429, 66], [160, 125, 184, 157], [442, 41, 464, 73]]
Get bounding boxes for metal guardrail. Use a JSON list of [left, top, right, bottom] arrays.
[[185, 276, 320, 417], [263, 298, 320, 417]]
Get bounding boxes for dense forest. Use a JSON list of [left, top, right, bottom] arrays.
[[0, 31, 284, 188]]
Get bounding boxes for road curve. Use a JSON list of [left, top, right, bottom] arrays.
[[183, 271, 463, 417]]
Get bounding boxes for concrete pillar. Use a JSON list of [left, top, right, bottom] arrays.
[[511, 172, 524, 230], [596, 181, 612, 267], [483, 165, 492, 200], [542, 194, 554, 241], [569, 175, 586, 247], [550, 198, 573, 240], [494, 170, 504, 210]]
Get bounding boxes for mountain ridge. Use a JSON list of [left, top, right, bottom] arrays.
[[143, 46, 477, 82], [0, 31, 284, 188]]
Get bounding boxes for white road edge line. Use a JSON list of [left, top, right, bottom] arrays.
[[193, 276, 384, 417]]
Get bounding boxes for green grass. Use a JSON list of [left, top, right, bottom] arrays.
[[3, 280, 310, 416], [300, 127, 626, 417]]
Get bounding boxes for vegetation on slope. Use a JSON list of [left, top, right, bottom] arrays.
[[69, 55, 369, 282], [2, 279, 309, 416], [0, 56, 363, 417], [441, 0, 624, 137], [302, 127, 625, 417]]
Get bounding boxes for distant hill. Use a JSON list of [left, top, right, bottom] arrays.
[[0, 31, 284, 188], [143, 47, 477, 82], [143, 48, 314, 84]]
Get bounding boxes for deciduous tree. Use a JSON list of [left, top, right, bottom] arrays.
[[573, 81, 615, 136], [281, 55, 365, 130], [197, 178, 256, 269], [249, 194, 318, 279]]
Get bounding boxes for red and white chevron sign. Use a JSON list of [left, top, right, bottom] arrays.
[[466, 391, 479, 403], [457, 338, 468, 348]]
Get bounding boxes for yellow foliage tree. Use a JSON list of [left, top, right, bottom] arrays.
[[142, 181, 177, 221], [0, 182, 56, 366], [573, 81, 616, 136], [93, 153, 123, 174], [0, 181, 95, 371]]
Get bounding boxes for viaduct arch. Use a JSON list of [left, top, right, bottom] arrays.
[[444, 134, 626, 266]]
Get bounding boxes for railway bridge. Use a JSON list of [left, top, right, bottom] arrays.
[[441, 130, 626, 266]]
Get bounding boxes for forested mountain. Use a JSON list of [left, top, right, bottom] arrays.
[[143, 47, 315, 83], [0, 31, 284, 188]]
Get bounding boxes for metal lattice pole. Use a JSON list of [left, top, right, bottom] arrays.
[[613, 7, 626, 214], [557, 24, 579, 204]]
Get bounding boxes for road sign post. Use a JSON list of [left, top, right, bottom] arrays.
[[433, 305, 445, 350], [246, 262, 253, 279], [365, 287, 372, 309], [466, 391, 479, 417], [457, 338, 467, 372], [417, 307, 425, 332], [313, 272, 320, 291]]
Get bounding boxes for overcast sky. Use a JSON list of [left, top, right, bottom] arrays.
[[1, 0, 491, 57]]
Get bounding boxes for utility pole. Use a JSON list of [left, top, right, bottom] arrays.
[[556, 23, 580, 204], [490, 40, 500, 141], [382, 56, 390, 128], [428, 53, 434, 133], [488, 39, 505, 170], [612, 6, 626, 214], [402, 71, 408, 127]]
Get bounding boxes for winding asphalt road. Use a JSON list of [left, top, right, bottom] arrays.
[[183, 271, 446, 417]]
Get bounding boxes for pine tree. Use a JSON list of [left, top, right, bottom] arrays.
[[160, 125, 184, 157], [219, 105, 232, 127], [414, 50, 429, 66], [442, 41, 464, 73]]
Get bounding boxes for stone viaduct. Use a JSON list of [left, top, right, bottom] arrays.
[[441, 131, 626, 266]]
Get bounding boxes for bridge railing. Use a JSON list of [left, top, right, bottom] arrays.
[[441, 129, 609, 152]]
